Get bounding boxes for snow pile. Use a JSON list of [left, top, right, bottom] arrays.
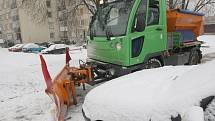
[[183, 106, 204, 121], [83, 35, 215, 121], [83, 61, 215, 121], [199, 35, 215, 55]]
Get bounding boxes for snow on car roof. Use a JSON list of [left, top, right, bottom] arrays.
[[23, 43, 39, 48], [83, 61, 215, 121]]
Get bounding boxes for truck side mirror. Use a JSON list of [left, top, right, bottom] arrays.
[[134, 13, 145, 32]]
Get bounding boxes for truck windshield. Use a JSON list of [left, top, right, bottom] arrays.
[[90, 0, 134, 37]]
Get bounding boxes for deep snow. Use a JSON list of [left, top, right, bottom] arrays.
[[0, 35, 214, 121], [83, 54, 215, 121], [0, 48, 87, 121]]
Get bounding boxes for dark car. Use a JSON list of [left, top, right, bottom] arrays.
[[41, 44, 67, 54]]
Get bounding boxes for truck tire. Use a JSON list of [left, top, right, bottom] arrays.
[[188, 49, 200, 65], [144, 58, 162, 69]]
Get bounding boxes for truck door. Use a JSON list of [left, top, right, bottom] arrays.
[[144, 0, 166, 54], [129, 0, 166, 66]]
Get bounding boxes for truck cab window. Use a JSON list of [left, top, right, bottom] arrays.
[[132, 0, 147, 32], [147, 0, 159, 25]]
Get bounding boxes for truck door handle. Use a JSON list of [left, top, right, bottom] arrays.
[[156, 28, 163, 31]]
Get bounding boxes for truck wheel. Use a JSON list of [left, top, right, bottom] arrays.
[[188, 49, 200, 65], [144, 58, 162, 69]]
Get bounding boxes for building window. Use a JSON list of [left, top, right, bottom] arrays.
[[80, 8, 83, 15], [12, 15, 19, 21], [80, 19, 84, 26], [60, 21, 67, 27], [17, 33, 22, 40], [47, 12, 52, 18], [48, 22, 54, 29], [10, 23, 13, 29], [4, 24, 7, 31], [50, 32, 54, 38], [5, 13, 9, 20], [46, 1, 51, 8], [11, 0, 17, 9], [0, 25, 2, 31]]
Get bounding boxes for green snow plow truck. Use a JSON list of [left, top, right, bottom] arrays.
[[87, 0, 204, 78]]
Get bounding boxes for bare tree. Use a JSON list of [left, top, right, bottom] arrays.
[[17, 0, 48, 24], [17, 0, 91, 43], [167, 0, 215, 13]]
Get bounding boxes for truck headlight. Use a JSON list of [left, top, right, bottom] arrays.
[[116, 42, 122, 51]]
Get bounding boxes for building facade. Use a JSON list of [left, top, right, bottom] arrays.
[[0, 0, 91, 44], [60, 0, 91, 44], [68, 3, 91, 44], [0, 0, 22, 44], [204, 16, 215, 34]]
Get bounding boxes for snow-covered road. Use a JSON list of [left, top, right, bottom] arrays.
[[0, 35, 214, 121]]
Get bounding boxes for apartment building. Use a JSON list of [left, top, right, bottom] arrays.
[[0, 0, 91, 44], [72, 4, 91, 43], [0, 0, 22, 44], [18, 0, 61, 43]]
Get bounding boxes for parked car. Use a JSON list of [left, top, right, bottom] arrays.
[[35, 42, 54, 48], [41, 44, 67, 54], [8, 44, 24, 52], [22, 43, 46, 53], [82, 64, 215, 121]]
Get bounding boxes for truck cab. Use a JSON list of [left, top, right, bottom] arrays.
[[87, 0, 203, 77]]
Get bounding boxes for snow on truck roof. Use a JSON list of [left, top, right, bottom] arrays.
[[177, 9, 204, 16], [83, 60, 215, 121]]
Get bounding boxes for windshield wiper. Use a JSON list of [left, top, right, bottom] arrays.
[[90, 29, 94, 40]]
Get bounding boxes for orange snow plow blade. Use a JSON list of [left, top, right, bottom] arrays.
[[39, 48, 93, 121]]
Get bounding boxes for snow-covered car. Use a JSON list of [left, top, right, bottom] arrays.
[[8, 44, 24, 52], [22, 43, 46, 53], [41, 44, 67, 54], [82, 61, 215, 121]]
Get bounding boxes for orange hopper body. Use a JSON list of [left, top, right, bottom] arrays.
[[167, 9, 204, 37]]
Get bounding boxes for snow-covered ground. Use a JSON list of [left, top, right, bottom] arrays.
[[0, 48, 87, 121], [0, 35, 215, 121]]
